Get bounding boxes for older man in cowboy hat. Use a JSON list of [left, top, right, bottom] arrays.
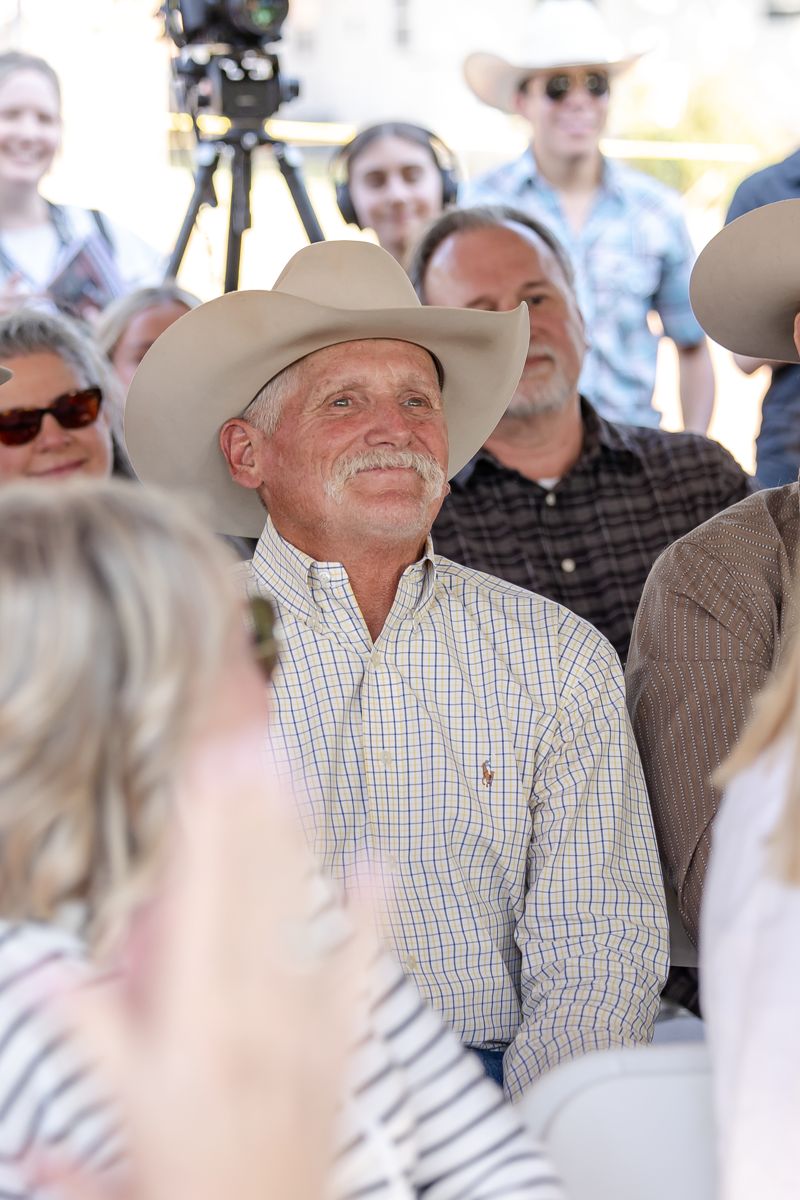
[[628, 198, 800, 951], [462, 0, 714, 433], [125, 239, 668, 1099]]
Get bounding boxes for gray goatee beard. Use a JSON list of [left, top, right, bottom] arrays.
[[324, 448, 446, 505]]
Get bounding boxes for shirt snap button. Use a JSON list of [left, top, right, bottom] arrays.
[[545, 492, 557, 507], [560, 557, 576, 574]]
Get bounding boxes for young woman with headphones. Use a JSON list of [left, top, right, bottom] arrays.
[[332, 122, 459, 267]]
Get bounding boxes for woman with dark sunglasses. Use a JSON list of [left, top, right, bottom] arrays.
[[0, 307, 116, 482]]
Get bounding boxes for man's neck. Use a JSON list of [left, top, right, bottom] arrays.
[[483, 395, 584, 482], [532, 143, 603, 195], [271, 520, 427, 643], [0, 185, 49, 231]]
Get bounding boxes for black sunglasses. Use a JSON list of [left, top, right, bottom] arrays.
[[543, 71, 610, 102], [0, 387, 103, 447]]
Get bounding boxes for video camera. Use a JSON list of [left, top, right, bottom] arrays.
[[163, 0, 299, 128]]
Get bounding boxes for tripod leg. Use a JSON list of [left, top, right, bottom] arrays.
[[273, 143, 325, 244], [165, 142, 221, 280], [224, 141, 253, 293]]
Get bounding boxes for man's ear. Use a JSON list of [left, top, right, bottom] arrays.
[[219, 419, 266, 491], [793, 311, 800, 361]]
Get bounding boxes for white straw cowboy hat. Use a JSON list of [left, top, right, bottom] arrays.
[[125, 239, 529, 537], [464, 0, 646, 115], [690, 199, 800, 364]]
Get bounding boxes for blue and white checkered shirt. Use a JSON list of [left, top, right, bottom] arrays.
[[248, 519, 669, 1098], [463, 151, 705, 427]]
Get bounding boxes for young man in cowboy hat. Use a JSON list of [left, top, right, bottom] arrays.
[[125, 239, 668, 1099], [628, 198, 800, 951], [462, 0, 714, 433], [411, 203, 753, 664]]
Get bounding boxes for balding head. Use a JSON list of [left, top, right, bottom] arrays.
[[414, 208, 585, 420]]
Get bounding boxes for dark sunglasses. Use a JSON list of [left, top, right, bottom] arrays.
[[543, 71, 610, 101], [247, 595, 278, 681], [0, 387, 103, 447]]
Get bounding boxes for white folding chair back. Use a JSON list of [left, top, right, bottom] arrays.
[[517, 1043, 715, 1200]]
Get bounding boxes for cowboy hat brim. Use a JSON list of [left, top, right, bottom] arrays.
[[125, 290, 529, 537], [464, 50, 643, 114], [690, 199, 800, 364]]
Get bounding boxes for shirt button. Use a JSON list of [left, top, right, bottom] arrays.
[[560, 557, 576, 574], [545, 492, 557, 507], [404, 953, 418, 972]]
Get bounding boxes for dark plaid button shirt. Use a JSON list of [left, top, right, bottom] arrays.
[[432, 400, 754, 663]]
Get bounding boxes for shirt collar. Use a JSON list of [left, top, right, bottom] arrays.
[[250, 517, 439, 626], [518, 146, 621, 196], [449, 397, 640, 489]]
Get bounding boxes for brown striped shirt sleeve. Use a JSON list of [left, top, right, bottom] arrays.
[[625, 484, 800, 946]]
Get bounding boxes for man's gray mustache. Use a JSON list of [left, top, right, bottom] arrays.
[[324, 449, 446, 500]]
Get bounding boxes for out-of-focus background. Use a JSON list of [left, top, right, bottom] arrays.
[[6, 0, 800, 471]]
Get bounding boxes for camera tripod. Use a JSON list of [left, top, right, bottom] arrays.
[[166, 125, 324, 292]]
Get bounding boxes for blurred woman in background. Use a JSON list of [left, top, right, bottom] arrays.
[[95, 283, 201, 393], [0, 52, 162, 319]]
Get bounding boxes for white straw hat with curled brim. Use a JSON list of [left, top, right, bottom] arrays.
[[690, 199, 800, 364], [464, 0, 647, 114], [125, 239, 529, 537]]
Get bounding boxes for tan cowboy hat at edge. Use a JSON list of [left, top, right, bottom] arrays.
[[125, 239, 529, 538], [690, 199, 800, 365], [464, 0, 647, 114]]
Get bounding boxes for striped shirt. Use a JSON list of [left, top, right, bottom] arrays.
[[626, 483, 800, 947], [0, 906, 560, 1199], [0, 922, 122, 1200], [249, 519, 669, 1099], [432, 400, 753, 663], [463, 152, 704, 426]]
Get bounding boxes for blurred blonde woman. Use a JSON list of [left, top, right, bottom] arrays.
[[702, 623, 800, 1200], [0, 479, 558, 1200]]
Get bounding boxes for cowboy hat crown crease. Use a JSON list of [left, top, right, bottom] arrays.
[[274, 239, 423, 309]]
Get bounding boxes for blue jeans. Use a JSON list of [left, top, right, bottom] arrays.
[[470, 1046, 506, 1087]]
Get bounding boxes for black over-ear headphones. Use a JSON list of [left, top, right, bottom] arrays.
[[332, 122, 459, 228]]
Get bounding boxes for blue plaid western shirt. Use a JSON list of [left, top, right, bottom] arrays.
[[463, 151, 705, 426], [247, 519, 669, 1098]]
